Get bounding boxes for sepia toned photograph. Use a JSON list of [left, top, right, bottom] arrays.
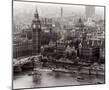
[[12, 0, 105, 89]]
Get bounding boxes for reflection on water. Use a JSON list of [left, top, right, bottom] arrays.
[[13, 69, 104, 89]]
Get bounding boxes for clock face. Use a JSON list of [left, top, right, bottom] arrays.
[[33, 24, 36, 29], [38, 25, 41, 28]]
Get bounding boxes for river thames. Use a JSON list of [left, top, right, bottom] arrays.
[[13, 69, 105, 89]]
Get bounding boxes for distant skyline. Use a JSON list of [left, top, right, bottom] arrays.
[[13, 1, 104, 25]]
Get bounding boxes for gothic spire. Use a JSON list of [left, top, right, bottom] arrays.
[[34, 7, 39, 18]]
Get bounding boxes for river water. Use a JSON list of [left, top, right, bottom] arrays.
[[13, 69, 105, 89]]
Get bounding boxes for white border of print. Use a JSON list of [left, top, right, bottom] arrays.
[[0, 0, 109, 90]]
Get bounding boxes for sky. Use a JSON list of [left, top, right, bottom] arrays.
[[13, 1, 104, 24]]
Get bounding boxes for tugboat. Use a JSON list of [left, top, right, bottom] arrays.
[[97, 81, 103, 84], [77, 76, 85, 82]]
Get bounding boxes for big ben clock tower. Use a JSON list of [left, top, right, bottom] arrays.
[[31, 8, 41, 55]]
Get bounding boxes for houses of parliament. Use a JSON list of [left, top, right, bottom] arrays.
[[13, 8, 42, 58]]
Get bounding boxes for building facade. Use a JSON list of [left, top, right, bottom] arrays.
[[85, 6, 95, 19]]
